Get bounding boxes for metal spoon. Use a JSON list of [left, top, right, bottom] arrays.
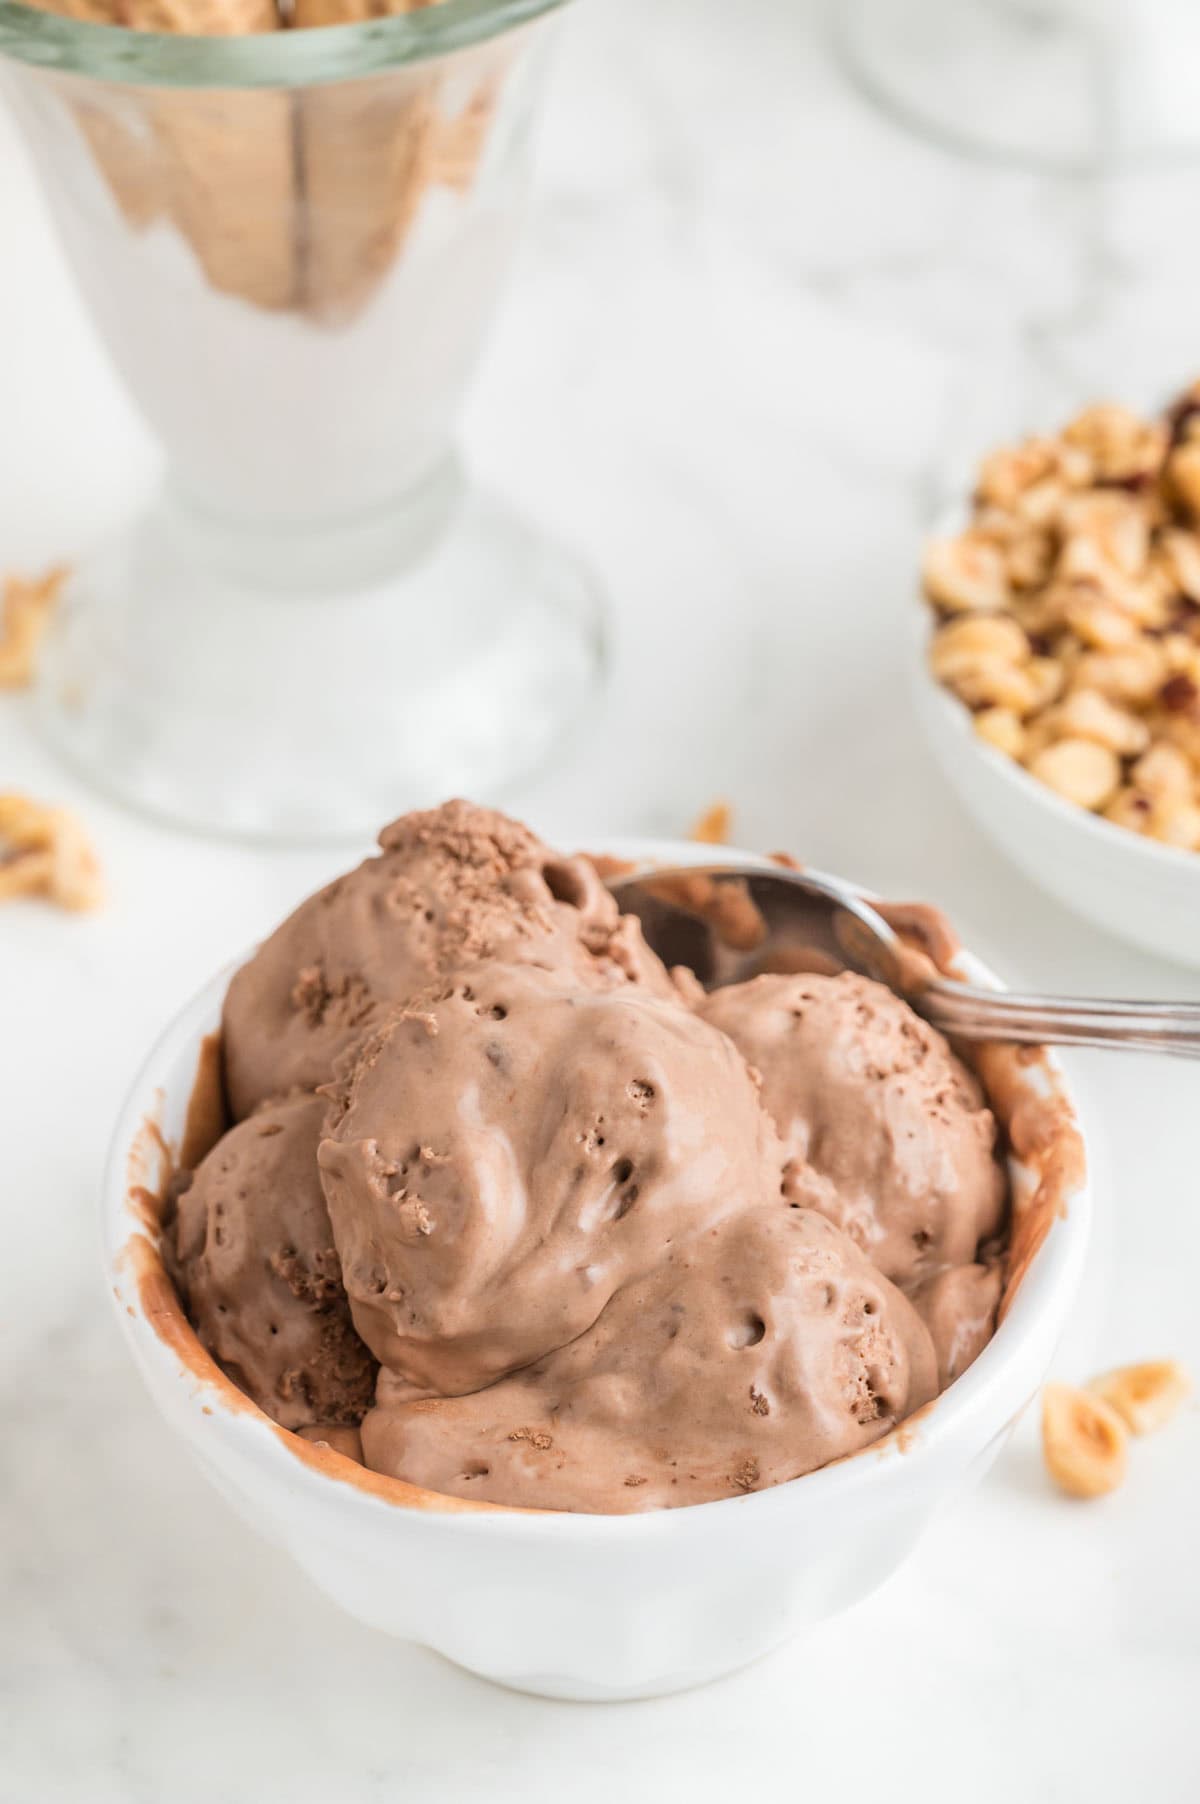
[[607, 861, 1200, 1059]]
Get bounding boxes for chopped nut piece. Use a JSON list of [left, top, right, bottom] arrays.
[[950, 660, 1041, 714], [1064, 594, 1140, 651], [1013, 476, 1068, 527], [1162, 634, 1200, 681], [0, 793, 103, 911], [930, 614, 1030, 677], [1020, 713, 1060, 760], [1157, 528, 1200, 602], [1156, 707, 1200, 767], [1131, 741, 1195, 800], [922, 534, 1010, 615], [1088, 1361, 1191, 1435], [689, 800, 731, 845], [975, 438, 1061, 511], [1151, 800, 1200, 851], [1168, 379, 1200, 441], [1042, 1382, 1128, 1499], [1010, 583, 1072, 638], [974, 707, 1026, 759], [1062, 403, 1167, 486], [1103, 787, 1154, 834], [1059, 491, 1151, 578], [1026, 657, 1066, 711], [0, 566, 68, 689], [1166, 443, 1200, 521], [1048, 688, 1149, 757], [1005, 530, 1055, 591], [1071, 643, 1166, 707], [1026, 738, 1121, 810], [1123, 582, 1176, 633]]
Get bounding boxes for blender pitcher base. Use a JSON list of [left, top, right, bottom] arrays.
[[35, 473, 608, 844]]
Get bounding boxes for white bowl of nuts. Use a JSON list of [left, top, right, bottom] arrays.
[[917, 391, 1200, 969]]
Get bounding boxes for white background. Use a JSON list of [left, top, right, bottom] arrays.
[[1, 0, 1198, 1797]]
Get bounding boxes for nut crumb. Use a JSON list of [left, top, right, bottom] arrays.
[[396, 1196, 433, 1240], [730, 1456, 760, 1492], [507, 1427, 553, 1451], [623, 1474, 647, 1487], [689, 800, 731, 845], [0, 793, 103, 912], [749, 1386, 770, 1417], [0, 566, 67, 689]]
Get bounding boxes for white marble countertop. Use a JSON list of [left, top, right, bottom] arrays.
[[1, 0, 1198, 1797]]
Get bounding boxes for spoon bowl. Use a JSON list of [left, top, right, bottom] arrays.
[[609, 861, 1200, 1060]]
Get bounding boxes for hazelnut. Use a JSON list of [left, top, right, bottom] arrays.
[[1026, 738, 1121, 810], [1042, 1383, 1128, 1499], [923, 535, 1010, 615], [973, 707, 1026, 759], [1088, 1361, 1191, 1436]]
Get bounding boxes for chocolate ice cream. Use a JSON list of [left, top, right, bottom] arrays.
[[170, 1090, 376, 1431], [167, 803, 1014, 1514], [910, 1261, 1004, 1389], [318, 960, 784, 1396], [222, 800, 676, 1120], [360, 1206, 937, 1511], [700, 972, 1006, 1288]]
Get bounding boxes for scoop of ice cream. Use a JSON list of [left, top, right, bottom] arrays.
[[360, 1205, 938, 1511], [222, 800, 674, 1119], [296, 1423, 365, 1464], [700, 972, 1005, 1287], [170, 1091, 377, 1431], [910, 1262, 1003, 1389], [318, 961, 785, 1397]]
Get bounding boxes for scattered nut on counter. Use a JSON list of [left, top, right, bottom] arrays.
[[1042, 1383, 1129, 1499], [1089, 1360, 1192, 1436], [0, 793, 104, 911], [923, 388, 1200, 851], [1042, 1361, 1191, 1499], [689, 800, 732, 844], [0, 566, 67, 689]]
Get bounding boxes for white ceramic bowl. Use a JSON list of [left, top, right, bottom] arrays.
[[913, 613, 1200, 969], [103, 839, 1091, 1701]]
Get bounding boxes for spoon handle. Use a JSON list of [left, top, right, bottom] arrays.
[[922, 983, 1200, 1058]]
